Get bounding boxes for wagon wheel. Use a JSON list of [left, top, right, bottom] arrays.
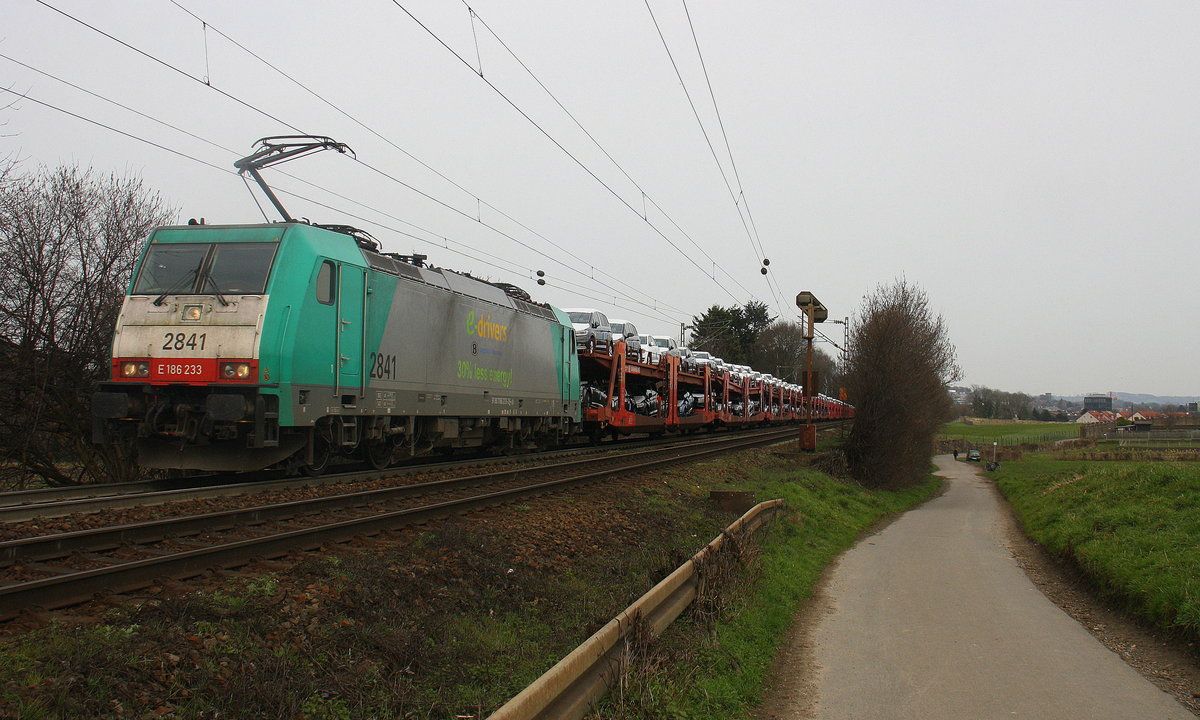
[[365, 436, 396, 471]]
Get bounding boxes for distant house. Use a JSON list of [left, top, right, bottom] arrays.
[[1076, 410, 1116, 424], [1130, 410, 1162, 421]]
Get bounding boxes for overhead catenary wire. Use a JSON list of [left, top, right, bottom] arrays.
[[643, 0, 756, 259], [448, 0, 770, 305], [165, 1, 686, 320], [0, 86, 690, 329], [168, 0, 696, 321], [680, 0, 769, 258], [9, 83, 691, 326], [8, 7, 852, 355], [353, 157, 688, 320], [385, 0, 745, 306], [644, 0, 795, 321], [539, 281, 682, 327], [0, 56, 537, 279], [28, 0, 690, 324], [27, 0, 791, 332], [33, 0, 306, 135], [0, 88, 543, 281], [29, 2, 814, 333], [681, 0, 796, 322]]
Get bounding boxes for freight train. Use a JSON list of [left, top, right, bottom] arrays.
[[91, 137, 851, 474]]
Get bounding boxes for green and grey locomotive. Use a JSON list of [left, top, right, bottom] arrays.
[[93, 221, 581, 473]]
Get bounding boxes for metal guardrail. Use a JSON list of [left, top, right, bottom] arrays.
[[486, 499, 784, 720]]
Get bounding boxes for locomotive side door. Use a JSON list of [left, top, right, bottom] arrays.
[[560, 325, 572, 403], [336, 264, 367, 399]]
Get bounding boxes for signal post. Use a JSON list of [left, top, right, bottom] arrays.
[[795, 291, 827, 451]]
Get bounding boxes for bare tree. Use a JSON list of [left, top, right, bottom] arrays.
[[0, 162, 174, 487], [843, 280, 960, 489], [755, 320, 837, 392]]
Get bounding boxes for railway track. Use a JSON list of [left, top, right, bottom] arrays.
[[0, 426, 800, 621], [0, 428, 790, 523]]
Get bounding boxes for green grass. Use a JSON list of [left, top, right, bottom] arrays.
[[599, 454, 941, 719], [939, 421, 1077, 446], [993, 456, 1200, 636]]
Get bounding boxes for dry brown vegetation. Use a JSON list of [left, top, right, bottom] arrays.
[[0, 162, 173, 488], [842, 280, 959, 488]]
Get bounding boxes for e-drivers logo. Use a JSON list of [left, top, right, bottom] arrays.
[[466, 310, 510, 342]]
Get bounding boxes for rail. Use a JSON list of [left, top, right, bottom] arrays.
[[486, 499, 784, 720], [0, 425, 827, 522], [0, 429, 793, 620]]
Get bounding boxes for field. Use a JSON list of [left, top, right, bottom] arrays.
[[993, 456, 1200, 638], [939, 420, 1078, 446]]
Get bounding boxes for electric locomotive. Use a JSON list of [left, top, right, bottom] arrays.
[[92, 220, 581, 473]]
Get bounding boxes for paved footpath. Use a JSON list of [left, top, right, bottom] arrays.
[[807, 455, 1191, 719]]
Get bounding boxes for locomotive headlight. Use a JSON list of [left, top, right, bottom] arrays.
[[220, 362, 252, 380], [181, 304, 203, 322], [121, 361, 149, 378]]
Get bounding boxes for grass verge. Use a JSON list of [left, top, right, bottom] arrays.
[[596, 450, 941, 719], [992, 456, 1200, 638]]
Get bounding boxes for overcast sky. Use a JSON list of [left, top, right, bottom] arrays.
[[4, 0, 1198, 397]]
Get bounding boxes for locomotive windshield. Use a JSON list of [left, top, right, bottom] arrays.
[[206, 244, 277, 294], [133, 242, 277, 295]]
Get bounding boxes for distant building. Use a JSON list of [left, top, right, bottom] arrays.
[[1084, 395, 1113, 412], [947, 386, 971, 405], [1077, 410, 1116, 424], [1188, 402, 1198, 414]]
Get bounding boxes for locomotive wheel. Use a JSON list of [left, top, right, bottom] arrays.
[[303, 436, 332, 476], [365, 437, 395, 471]]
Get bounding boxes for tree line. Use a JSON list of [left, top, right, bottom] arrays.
[[967, 386, 1035, 420]]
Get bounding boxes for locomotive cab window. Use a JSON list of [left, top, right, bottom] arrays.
[[316, 260, 335, 305], [207, 243, 276, 294], [132, 243, 209, 295], [133, 242, 277, 296]]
